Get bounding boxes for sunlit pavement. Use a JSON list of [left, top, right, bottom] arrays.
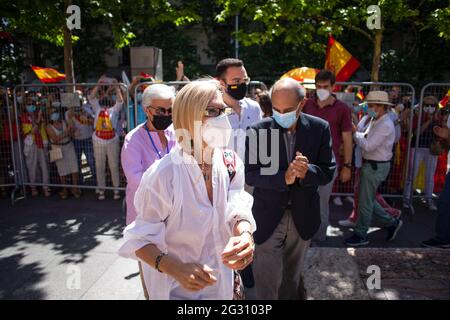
[[0, 192, 448, 300]]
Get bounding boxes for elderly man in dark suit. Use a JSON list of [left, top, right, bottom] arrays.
[[245, 78, 336, 300]]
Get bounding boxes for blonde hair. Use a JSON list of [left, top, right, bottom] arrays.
[[172, 79, 222, 150]]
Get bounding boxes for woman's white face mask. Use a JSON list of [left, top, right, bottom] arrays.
[[201, 114, 233, 149]]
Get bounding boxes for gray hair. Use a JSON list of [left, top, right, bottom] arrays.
[[142, 84, 176, 107], [270, 78, 306, 102]]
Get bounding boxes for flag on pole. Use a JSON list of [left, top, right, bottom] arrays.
[[438, 89, 450, 108], [356, 89, 365, 101], [31, 66, 66, 83], [121, 71, 131, 87], [325, 36, 361, 82]]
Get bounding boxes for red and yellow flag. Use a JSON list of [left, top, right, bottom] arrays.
[[31, 66, 66, 83], [325, 36, 361, 82], [438, 89, 450, 108], [356, 89, 365, 101]]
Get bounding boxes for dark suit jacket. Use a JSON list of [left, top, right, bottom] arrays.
[[245, 113, 336, 244]]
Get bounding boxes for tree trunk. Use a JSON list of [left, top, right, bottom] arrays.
[[371, 28, 383, 82], [64, 0, 75, 92]]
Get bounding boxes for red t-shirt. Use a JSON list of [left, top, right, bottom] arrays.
[[303, 97, 353, 165]]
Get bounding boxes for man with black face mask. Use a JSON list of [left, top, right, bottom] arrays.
[[120, 83, 177, 299], [216, 58, 262, 161]]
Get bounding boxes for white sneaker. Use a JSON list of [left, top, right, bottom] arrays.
[[333, 196, 343, 206], [113, 191, 121, 200], [97, 192, 105, 201], [338, 219, 356, 228], [426, 199, 438, 211]]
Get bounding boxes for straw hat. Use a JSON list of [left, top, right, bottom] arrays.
[[360, 91, 394, 106]]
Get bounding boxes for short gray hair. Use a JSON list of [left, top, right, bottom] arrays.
[[142, 84, 176, 107], [270, 78, 306, 102]]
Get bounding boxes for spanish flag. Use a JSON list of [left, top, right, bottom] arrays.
[[31, 66, 66, 83], [439, 89, 450, 108], [356, 89, 365, 101], [325, 36, 361, 82]]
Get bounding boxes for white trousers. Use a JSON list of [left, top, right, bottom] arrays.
[[93, 139, 120, 190]]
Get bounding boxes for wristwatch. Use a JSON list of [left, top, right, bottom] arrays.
[[343, 163, 352, 169]]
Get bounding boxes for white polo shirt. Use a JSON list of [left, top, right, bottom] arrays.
[[226, 97, 262, 160]]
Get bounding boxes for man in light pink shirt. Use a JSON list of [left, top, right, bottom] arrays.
[[121, 83, 176, 299], [121, 84, 177, 225]]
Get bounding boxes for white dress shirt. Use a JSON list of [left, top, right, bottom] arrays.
[[227, 97, 262, 160], [118, 144, 256, 300], [354, 113, 395, 162]]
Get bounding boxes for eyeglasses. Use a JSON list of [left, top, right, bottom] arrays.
[[225, 77, 251, 86], [148, 106, 172, 116], [204, 105, 233, 117]]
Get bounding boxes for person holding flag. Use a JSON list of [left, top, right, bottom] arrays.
[[88, 75, 124, 200]]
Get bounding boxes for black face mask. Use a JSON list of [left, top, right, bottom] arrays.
[[151, 115, 172, 130], [226, 83, 248, 101]]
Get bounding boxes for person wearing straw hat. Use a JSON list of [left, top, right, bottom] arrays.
[[345, 91, 403, 247]]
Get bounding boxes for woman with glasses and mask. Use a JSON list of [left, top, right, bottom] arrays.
[[120, 84, 176, 299], [119, 79, 256, 300], [46, 109, 81, 199]]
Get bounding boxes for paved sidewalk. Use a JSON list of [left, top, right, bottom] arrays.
[[0, 192, 448, 300]]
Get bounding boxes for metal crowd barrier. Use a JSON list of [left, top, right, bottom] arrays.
[[405, 83, 450, 214], [0, 86, 22, 204], [12, 82, 130, 200]]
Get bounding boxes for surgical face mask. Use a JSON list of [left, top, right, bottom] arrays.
[[202, 114, 233, 148], [52, 102, 61, 108], [26, 105, 36, 113], [368, 108, 377, 118], [41, 98, 48, 104], [226, 82, 247, 101], [136, 93, 143, 103], [316, 89, 331, 101], [272, 107, 299, 129], [151, 114, 172, 131], [111, 95, 117, 103], [50, 113, 60, 121], [424, 105, 436, 114], [16, 96, 23, 104]]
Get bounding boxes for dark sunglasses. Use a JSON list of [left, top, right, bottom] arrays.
[[148, 106, 172, 116], [204, 105, 233, 117]]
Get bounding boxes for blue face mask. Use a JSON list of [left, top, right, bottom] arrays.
[[111, 95, 117, 103], [368, 108, 377, 118], [272, 108, 299, 129], [50, 113, 60, 121], [26, 105, 36, 113]]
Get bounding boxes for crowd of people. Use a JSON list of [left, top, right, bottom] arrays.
[[0, 59, 449, 300], [116, 59, 449, 300]]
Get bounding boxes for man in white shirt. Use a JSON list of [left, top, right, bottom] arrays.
[[216, 58, 262, 161], [345, 91, 403, 247]]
